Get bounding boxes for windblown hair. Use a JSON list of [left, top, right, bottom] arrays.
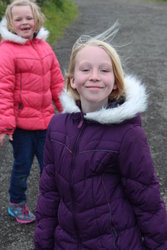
[[5, 0, 45, 33], [66, 22, 125, 101]]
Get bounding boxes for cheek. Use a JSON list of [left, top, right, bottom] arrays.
[[13, 23, 19, 32], [71, 71, 88, 88], [76, 72, 88, 83], [31, 22, 35, 30], [109, 75, 116, 88]]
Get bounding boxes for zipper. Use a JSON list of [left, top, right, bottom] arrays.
[[15, 73, 23, 126], [69, 121, 86, 248], [19, 73, 23, 108], [101, 175, 119, 250]]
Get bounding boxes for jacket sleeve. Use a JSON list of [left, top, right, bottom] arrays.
[[50, 49, 64, 112], [118, 125, 167, 249], [34, 125, 60, 249], [0, 47, 16, 134]]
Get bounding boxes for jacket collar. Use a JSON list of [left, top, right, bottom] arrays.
[[0, 17, 49, 44], [60, 75, 148, 124]]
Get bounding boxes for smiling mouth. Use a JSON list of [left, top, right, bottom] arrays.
[[21, 27, 31, 31], [86, 86, 104, 89]]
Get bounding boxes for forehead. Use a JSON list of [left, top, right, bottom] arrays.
[[76, 45, 111, 63], [12, 5, 32, 16]]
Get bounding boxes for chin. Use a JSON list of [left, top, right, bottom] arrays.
[[22, 35, 33, 39]]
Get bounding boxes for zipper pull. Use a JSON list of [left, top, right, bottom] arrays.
[[78, 119, 83, 128]]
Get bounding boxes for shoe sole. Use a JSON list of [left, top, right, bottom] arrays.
[[8, 207, 35, 224]]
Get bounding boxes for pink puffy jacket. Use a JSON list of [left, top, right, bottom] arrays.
[[0, 18, 64, 134]]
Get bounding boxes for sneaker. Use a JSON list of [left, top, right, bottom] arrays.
[[8, 201, 35, 224]]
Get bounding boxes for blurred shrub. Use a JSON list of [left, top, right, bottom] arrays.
[[0, 1, 7, 18], [36, 0, 63, 9], [0, 0, 64, 20]]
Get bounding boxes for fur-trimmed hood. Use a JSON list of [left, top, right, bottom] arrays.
[[0, 17, 49, 44], [60, 74, 147, 124]]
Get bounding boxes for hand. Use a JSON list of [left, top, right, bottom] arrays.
[[0, 133, 13, 146], [8, 134, 13, 141], [0, 133, 6, 146]]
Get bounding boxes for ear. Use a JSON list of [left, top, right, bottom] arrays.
[[113, 82, 118, 90], [70, 77, 76, 89]]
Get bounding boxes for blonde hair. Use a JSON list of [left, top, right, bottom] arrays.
[[66, 23, 125, 101], [5, 0, 45, 33]]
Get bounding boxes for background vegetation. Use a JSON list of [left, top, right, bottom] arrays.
[[0, 0, 78, 45]]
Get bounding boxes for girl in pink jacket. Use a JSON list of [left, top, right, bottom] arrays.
[[0, 0, 64, 224]]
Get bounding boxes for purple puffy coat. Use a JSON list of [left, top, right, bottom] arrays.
[[34, 75, 167, 249]]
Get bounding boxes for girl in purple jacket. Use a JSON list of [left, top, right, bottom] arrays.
[[34, 25, 167, 249]]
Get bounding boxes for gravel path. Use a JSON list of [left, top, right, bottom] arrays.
[[0, 0, 167, 249]]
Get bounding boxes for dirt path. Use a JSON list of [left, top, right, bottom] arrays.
[[0, 0, 167, 249]]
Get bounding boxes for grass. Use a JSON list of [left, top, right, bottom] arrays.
[[0, 1, 7, 19], [41, 0, 78, 45]]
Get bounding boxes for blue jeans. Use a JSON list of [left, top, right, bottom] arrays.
[[9, 128, 47, 203]]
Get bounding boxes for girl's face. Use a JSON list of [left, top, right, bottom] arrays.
[[70, 45, 117, 113], [12, 5, 35, 39]]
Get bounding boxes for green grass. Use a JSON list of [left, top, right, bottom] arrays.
[[0, 1, 7, 19], [41, 0, 78, 45]]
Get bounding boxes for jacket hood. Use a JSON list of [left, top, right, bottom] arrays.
[[60, 75, 148, 124], [0, 17, 49, 44]]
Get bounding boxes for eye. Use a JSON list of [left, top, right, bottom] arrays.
[[27, 17, 33, 20], [101, 69, 109, 72], [79, 67, 90, 72], [82, 69, 89, 72], [14, 18, 21, 22], [79, 63, 91, 72], [100, 68, 110, 73], [100, 65, 112, 73]]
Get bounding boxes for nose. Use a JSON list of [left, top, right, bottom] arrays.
[[89, 69, 100, 81], [22, 18, 28, 24]]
